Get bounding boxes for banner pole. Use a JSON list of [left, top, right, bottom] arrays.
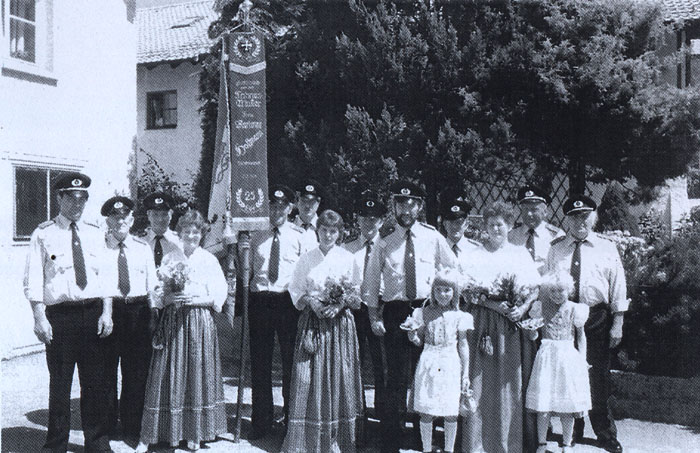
[[234, 230, 250, 442]]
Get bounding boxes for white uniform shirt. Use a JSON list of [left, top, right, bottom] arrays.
[[145, 229, 181, 264], [546, 234, 628, 313], [103, 233, 159, 306], [293, 214, 319, 254], [447, 235, 481, 276], [509, 221, 563, 273], [362, 222, 456, 307], [24, 214, 108, 305], [250, 222, 305, 293], [343, 232, 384, 302]]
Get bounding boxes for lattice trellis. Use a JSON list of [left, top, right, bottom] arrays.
[[466, 172, 592, 229]]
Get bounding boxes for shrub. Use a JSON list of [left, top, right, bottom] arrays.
[[595, 181, 640, 236]]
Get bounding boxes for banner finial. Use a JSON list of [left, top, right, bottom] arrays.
[[239, 0, 253, 26]]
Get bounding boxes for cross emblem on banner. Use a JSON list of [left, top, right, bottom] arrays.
[[239, 39, 253, 53]]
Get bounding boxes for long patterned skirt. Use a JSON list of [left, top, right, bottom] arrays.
[[139, 306, 227, 446], [462, 304, 524, 453], [281, 307, 364, 453]]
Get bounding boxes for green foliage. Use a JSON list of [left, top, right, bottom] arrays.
[[595, 181, 640, 235], [195, 0, 700, 223], [609, 217, 700, 378]]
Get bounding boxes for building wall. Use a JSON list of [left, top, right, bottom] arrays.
[[0, 0, 136, 358], [136, 61, 203, 186]]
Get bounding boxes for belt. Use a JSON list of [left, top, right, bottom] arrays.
[[114, 295, 149, 305], [384, 299, 424, 309], [50, 297, 102, 308]]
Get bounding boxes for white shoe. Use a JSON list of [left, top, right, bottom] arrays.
[[187, 440, 200, 450], [133, 442, 148, 453], [562, 445, 575, 453], [536, 444, 548, 453]]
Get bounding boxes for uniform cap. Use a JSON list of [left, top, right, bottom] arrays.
[[517, 185, 550, 204], [101, 196, 134, 216], [389, 180, 426, 199], [297, 180, 323, 200], [563, 195, 597, 215], [53, 172, 91, 192], [356, 192, 387, 217], [143, 192, 175, 211], [270, 184, 295, 203], [440, 198, 472, 220]]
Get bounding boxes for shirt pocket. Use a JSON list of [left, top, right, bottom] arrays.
[[47, 251, 72, 276]]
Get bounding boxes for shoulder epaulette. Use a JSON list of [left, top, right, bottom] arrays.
[[379, 225, 395, 239], [132, 236, 148, 245], [545, 223, 561, 234], [343, 233, 360, 244], [288, 222, 304, 233], [38, 220, 55, 229], [466, 237, 482, 247], [419, 222, 436, 231], [550, 236, 566, 246], [83, 221, 100, 228]]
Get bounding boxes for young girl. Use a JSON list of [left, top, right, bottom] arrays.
[[526, 271, 591, 453], [402, 269, 473, 453]]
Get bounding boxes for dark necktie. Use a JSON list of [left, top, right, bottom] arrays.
[[405, 229, 417, 300], [364, 240, 373, 279], [118, 241, 130, 296], [526, 229, 536, 259], [570, 240, 582, 303], [452, 243, 459, 257], [269, 227, 280, 283], [302, 223, 311, 231], [154, 235, 164, 267], [70, 222, 87, 290]]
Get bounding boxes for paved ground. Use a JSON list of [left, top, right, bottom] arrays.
[[2, 352, 700, 452]]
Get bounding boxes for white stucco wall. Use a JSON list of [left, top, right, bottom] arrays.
[[0, 0, 136, 358], [136, 60, 203, 185]]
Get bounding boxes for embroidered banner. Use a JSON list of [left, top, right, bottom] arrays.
[[206, 31, 269, 253]]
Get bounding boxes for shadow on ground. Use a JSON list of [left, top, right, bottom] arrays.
[[25, 397, 82, 431], [2, 426, 82, 452]]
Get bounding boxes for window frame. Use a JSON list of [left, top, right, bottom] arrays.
[[8, 0, 36, 63], [2, 0, 55, 82], [146, 90, 178, 130], [12, 165, 74, 241]]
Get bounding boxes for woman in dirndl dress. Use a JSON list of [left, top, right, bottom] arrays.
[[281, 209, 364, 453], [460, 201, 540, 453], [135, 210, 228, 452]]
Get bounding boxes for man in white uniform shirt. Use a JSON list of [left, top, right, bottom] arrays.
[[343, 192, 388, 421], [24, 172, 113, 452], [363, 180, 456, 453], [439, 195, 480, 274], [142, 192, 181, 267], [249, 185, 305, 439], [508, 185, 563, 275], [101, 197, 158, 441], [546, 195, 627, 453], [293, 180, 323, 253]]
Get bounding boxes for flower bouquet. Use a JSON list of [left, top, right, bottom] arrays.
[[320, 275, 362, 308], [152, 260, 190, 350], [158, 260, 190, 295]]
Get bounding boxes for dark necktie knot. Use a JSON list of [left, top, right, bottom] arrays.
[[302, 223, 311, 230]]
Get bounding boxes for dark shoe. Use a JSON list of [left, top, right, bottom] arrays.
[[599, 438, 623, 453], [248, 428, 268, 441]]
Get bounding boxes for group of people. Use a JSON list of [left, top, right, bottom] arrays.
[[24, 172, 628, 453], [24, 173, 228, 453]]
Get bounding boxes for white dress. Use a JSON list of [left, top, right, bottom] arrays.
[[411, 307, 474, 417], [525, 301, 592, 416]]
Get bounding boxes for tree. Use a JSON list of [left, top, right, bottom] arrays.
[[595, 181, 640, 235], [194, 0, 700, 222]]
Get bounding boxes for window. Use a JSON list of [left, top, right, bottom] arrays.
[[9, 0, 35, 62], [14, 166, 73, 240], [146, 91, 177, 129]]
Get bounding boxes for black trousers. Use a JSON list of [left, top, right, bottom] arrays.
[[381, 299, 422, 453], [106, 297, 152, 438], [248, 291, 300, 434], [44, 300, 111, 453], [574, 304, 618, 442], [353, 303, 387, 418]]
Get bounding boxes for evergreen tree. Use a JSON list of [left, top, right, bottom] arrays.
[[194, 0, 700, 222], [595, 181, 640, 235]]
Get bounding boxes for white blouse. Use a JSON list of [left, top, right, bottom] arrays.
[[460, 242, 541, 291], [289, 245, 362, 310], [159, 247, 228, 312]]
